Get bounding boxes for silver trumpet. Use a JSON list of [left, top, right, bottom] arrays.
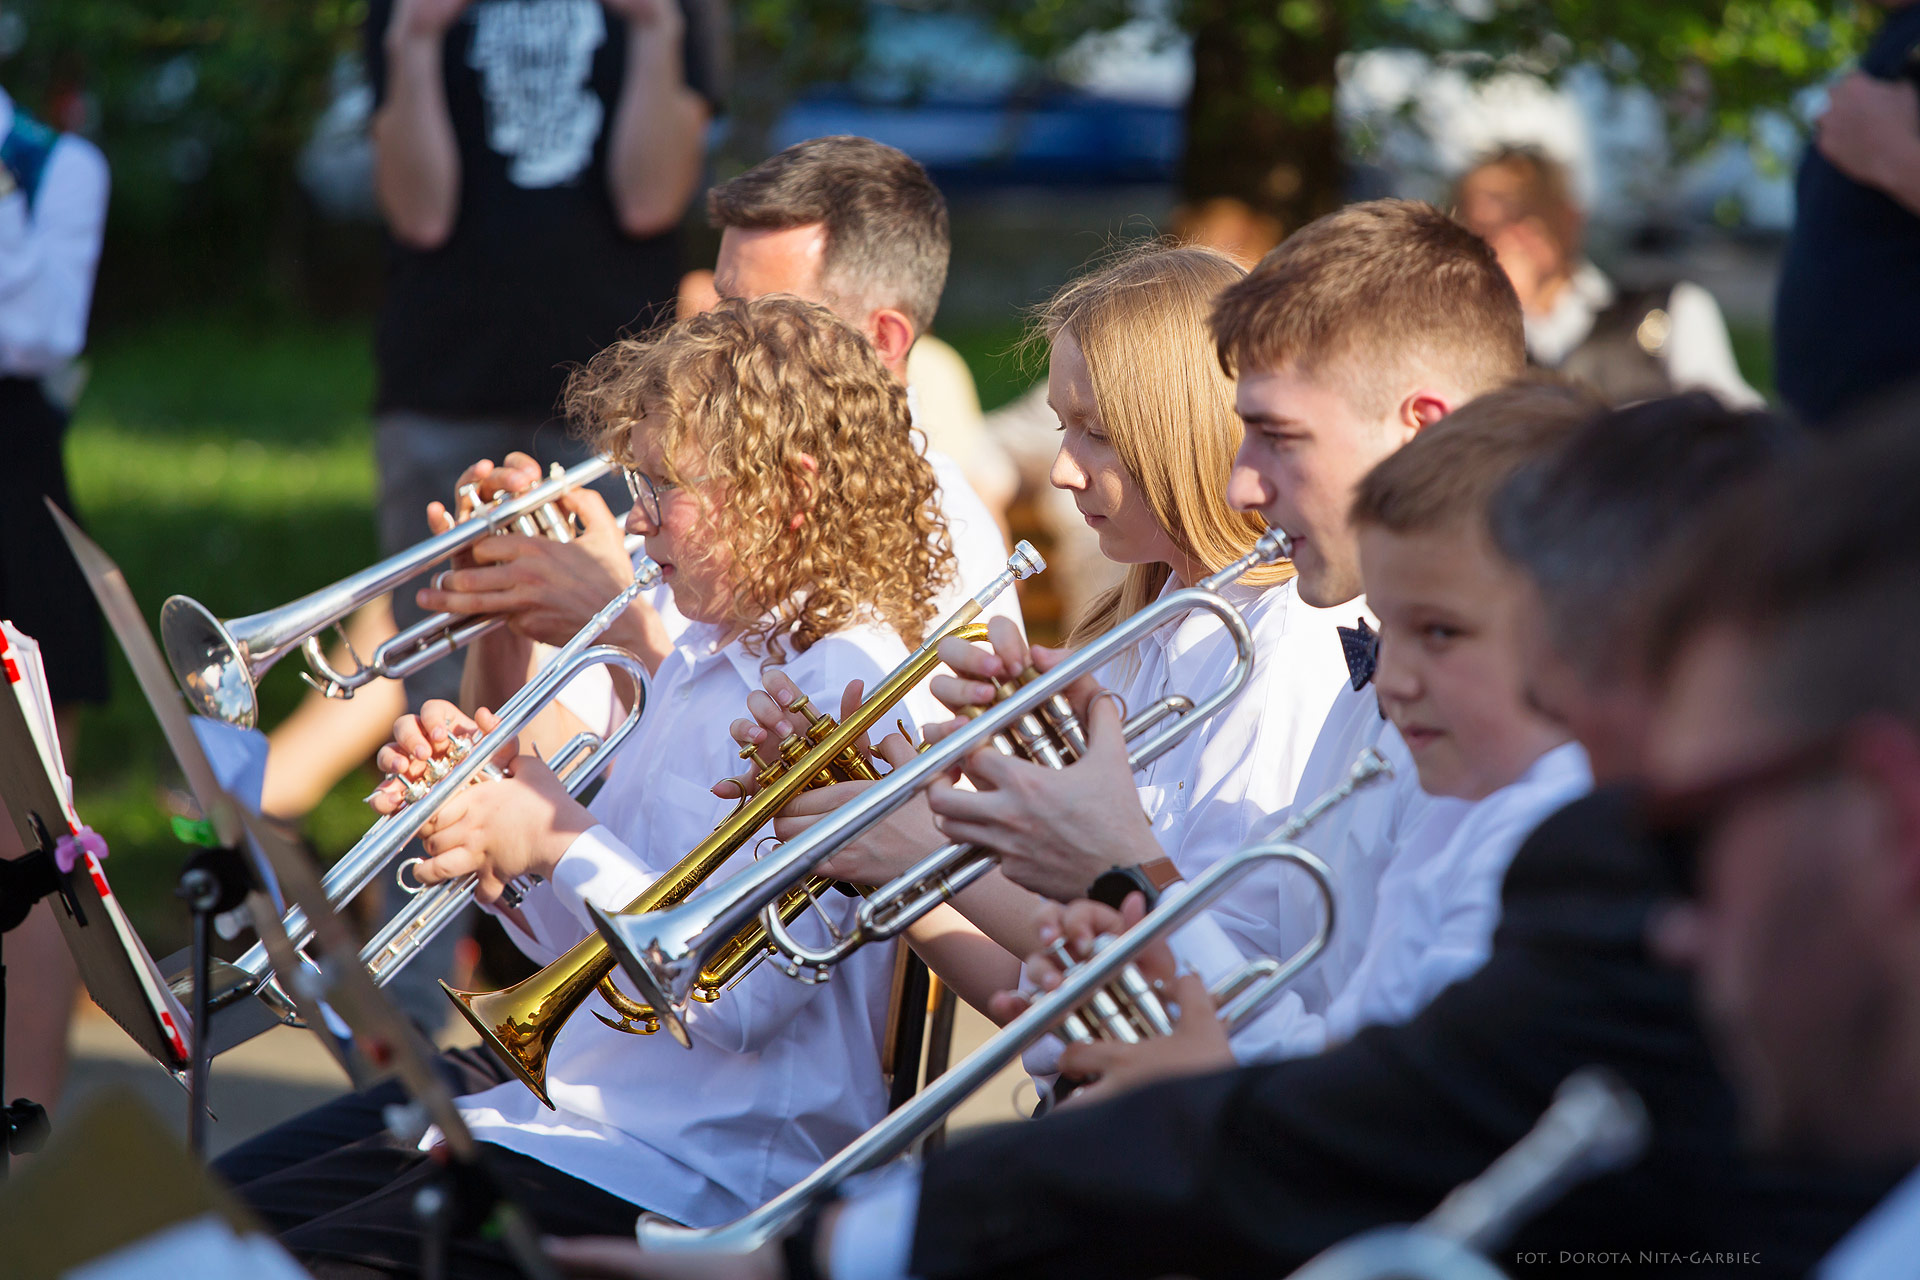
[[590, 528, 1295, 1035], [1282, 1068, 1649, 1280], [162, 457, 636, 728], [223, 569, 657, 1020], [759, 534, 1295, 981], [633, 747, 1389, 1253]]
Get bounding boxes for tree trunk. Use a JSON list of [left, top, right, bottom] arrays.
[[1181, 0, 1345, 237]]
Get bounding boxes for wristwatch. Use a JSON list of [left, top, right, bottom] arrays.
[[1086, 857, 1181, 910]]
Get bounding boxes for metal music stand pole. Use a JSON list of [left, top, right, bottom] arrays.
[[174, 845, 251, 1159]]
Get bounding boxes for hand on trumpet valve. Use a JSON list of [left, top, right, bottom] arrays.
[[418, 452, 654, 653], [996, 892, 1233, 1107], [369, 700, 517, 814], [369, 701, 593, 905], [922, 621, 1154, 901], [712, 672, 945, 886]]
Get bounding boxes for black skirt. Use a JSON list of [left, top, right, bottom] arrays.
[[1, 376, 109, 706]]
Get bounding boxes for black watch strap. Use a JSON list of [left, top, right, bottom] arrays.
[[1086, 864, 1161, 910]]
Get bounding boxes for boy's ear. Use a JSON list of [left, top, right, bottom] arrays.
[[1398, 389, 1455, 437]]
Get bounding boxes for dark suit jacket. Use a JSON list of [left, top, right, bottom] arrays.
[[908, 790, 1898, 1279]]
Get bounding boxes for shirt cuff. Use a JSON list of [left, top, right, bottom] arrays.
[[828, 1166, 923, 1280], [547, 825, 657, 929]]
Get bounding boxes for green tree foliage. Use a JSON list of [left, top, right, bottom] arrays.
[[955, 0, 1876, 228], [4, 0, 365, 311]]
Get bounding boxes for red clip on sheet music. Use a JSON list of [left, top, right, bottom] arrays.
[[2, 620, 193, 1062]]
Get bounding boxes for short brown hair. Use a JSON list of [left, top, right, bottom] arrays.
[[566, 295, 953, 661], [708, 136, 950, 335], [1210, 199, 1524, 418], [1351, 380, 1600, 535], [1646, 411, 1920, 737]]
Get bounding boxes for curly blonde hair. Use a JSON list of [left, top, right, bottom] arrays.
[[567, 295, 953, 661]]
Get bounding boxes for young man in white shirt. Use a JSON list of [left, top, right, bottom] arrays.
[[1649, 419, 1920, 1280], [916, 201, 1527, 1040]]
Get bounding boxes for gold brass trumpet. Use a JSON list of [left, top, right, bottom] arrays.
[[162, 457, 630, 728], [630, 746, 1389, 1255], [591, 529, 1295, 1042], [442, 543, 1047, 1107]]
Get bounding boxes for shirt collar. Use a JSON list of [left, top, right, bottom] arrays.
[[1525, 260, 1614, 366], [1820, 1163, 1920, 1280]]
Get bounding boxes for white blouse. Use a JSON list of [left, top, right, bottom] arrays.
[[456, 618, 922, 1228], [0, 88, 108, 378], [1021, 572, 1353, 1076]]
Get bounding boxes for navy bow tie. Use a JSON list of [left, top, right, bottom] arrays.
[[1338, 618, 1378, 691]]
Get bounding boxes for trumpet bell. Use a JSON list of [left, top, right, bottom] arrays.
[[161, 594, 263, 727], [587, 900, 698, 1047], [440, 979, 563, 1109]]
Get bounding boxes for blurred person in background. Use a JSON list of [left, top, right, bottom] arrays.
[[266, 0, 727, 1031], [1453, 147, 1761, 409], [1773, 0, 1920, 428], [0, 67, 108, 1116]]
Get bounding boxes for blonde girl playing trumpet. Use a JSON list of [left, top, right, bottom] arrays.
[[732, 245, 1355, 1019]]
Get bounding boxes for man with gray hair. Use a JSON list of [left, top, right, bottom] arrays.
[[420, 135, 1019, 698]]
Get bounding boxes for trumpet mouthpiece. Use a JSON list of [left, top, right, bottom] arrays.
[[1009, 540, 1046, 581]]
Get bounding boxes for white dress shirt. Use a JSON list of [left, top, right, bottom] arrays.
[[1202, 737, 1588, 1063], [1525, 261, 1763, 409], [1310, 739, 1591, 1049], [0, 87, 108, 379], [1820, 1162, 1920, 1280], [1117, 576, 1353, 882], [1019, 574, 1351, 1077], [1165, 655, 1472, 1056], [453, 617, 920, 1228]]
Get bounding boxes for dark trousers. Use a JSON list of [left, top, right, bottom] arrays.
[[216, 1047, 641, 1280]]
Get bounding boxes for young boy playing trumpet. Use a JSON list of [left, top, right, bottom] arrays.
[[214, 296, 957, 1277]]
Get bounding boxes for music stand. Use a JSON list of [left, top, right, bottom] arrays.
[[0, 681, 191, 1176], [235, 806, 558, 1280], [45, 503, 357, 1154]]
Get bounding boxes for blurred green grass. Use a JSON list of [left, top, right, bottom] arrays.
[[64, 318, 385, 956]]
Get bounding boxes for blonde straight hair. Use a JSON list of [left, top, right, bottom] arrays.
[[1044, 245, 1294, 650]]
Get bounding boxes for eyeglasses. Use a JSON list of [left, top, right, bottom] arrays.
[[1639, 729, 1851, 900], [622, 466, 680, 527]]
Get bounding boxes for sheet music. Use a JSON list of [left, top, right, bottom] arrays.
[[1, 620, 194, 1065]]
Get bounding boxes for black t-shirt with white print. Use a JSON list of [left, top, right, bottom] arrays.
[[364, 0, 725, 421]]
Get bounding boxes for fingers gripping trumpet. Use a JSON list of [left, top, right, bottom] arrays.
[[162, 457, 639, 728], [630, 745, 1389, 1255], [592, 528, 1295, 1030], [439, 543, 1047, 1107], [217, 569, 658, 1019]]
